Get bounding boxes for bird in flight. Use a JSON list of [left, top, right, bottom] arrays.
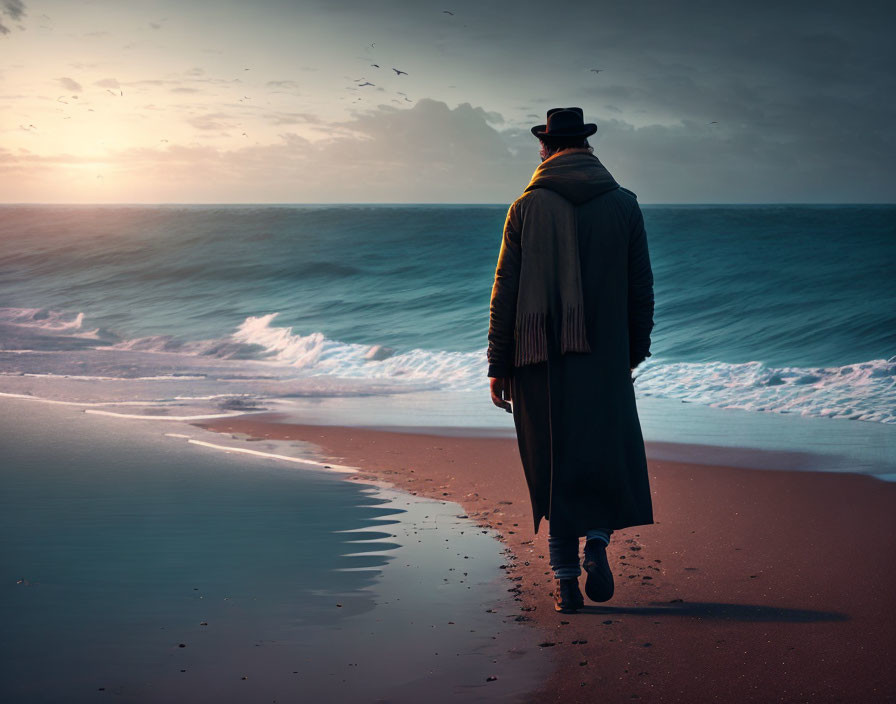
[[358, 81, 375, 87], [590, 68, 603, 73], [392, 68, 408, 76], [371, 63, 380, 68], [443, 9, 454, 14], [709, 121, 718, 124]]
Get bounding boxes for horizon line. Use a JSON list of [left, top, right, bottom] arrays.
[[2, 201, 895, 207]]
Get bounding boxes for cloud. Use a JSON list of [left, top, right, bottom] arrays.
[[0, 0, 25, 36], [266, 80, 300, 90], [0, 98, 533, 203], [191, 91, 891, 202], [262, 111, 322, 126], [10, 90, 890, 203], [57, 76, 82, 92], [130, 75, 243, 89], [186, 112, 241, 131]]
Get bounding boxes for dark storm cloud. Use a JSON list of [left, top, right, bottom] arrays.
[[276, 0, 895, 201]]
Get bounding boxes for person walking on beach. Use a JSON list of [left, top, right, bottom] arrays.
[[487, 107, 656, 613]]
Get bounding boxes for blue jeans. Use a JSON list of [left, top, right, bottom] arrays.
[[548, 528, 614, 579]]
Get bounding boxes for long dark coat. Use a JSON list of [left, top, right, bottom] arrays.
[[487, 149, 656, 537]]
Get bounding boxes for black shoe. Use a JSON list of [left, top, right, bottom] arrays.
[[582, 539, 615, 602], [553, 577, 584, 613]]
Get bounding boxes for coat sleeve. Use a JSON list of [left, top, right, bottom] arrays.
[[627, 202, 655, 369], [487, 201, 522, 378]]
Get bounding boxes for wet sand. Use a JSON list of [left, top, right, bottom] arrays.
[[193, 413, 896, 703], [1, 398, 553, 703]]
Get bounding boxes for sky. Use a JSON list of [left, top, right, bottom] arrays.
[[1, 0, 894, 204]]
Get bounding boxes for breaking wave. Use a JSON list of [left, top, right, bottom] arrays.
[[2, 306, 893, 424]]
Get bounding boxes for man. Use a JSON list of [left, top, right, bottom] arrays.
[[487, 107, 655, 614]]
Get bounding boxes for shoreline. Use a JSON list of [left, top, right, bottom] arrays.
[[192, 412, 896, 703], [1, 397, 555, 703]]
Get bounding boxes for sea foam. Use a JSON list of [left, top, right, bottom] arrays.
[[1, 306, 894, 425], [635, 357, 896, 424]]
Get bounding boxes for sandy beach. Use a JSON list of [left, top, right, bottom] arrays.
[[193, 413, 896, 703]]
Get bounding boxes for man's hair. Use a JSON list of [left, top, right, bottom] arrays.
[[538, 136, 594, 160]]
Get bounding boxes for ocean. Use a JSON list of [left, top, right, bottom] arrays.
[[1, 203, 894, 477]]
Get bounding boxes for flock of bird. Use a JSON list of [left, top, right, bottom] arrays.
[[22, 9, 723, 139], [342, 38, 415, 105]]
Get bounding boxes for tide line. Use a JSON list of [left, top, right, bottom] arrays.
[[162, 432, 359, 473], [85, 409, 268, 420], [0, 392, 269, 418]]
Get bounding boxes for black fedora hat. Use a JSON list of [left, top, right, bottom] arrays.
[[531, 107, 597, 139]]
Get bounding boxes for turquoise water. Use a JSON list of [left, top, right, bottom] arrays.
[[1, 204, 893, 365], [0, 204, 893, 474]]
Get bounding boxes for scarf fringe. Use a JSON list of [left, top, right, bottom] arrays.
[[514, 311, 547, 367], [560, 302, 592, 355], [514, 305, 591, 367]]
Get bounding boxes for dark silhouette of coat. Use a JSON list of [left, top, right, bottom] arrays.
[[487, 149, 655, 537]]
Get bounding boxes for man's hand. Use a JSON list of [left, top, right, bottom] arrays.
[[490, 377, 513, 413]]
